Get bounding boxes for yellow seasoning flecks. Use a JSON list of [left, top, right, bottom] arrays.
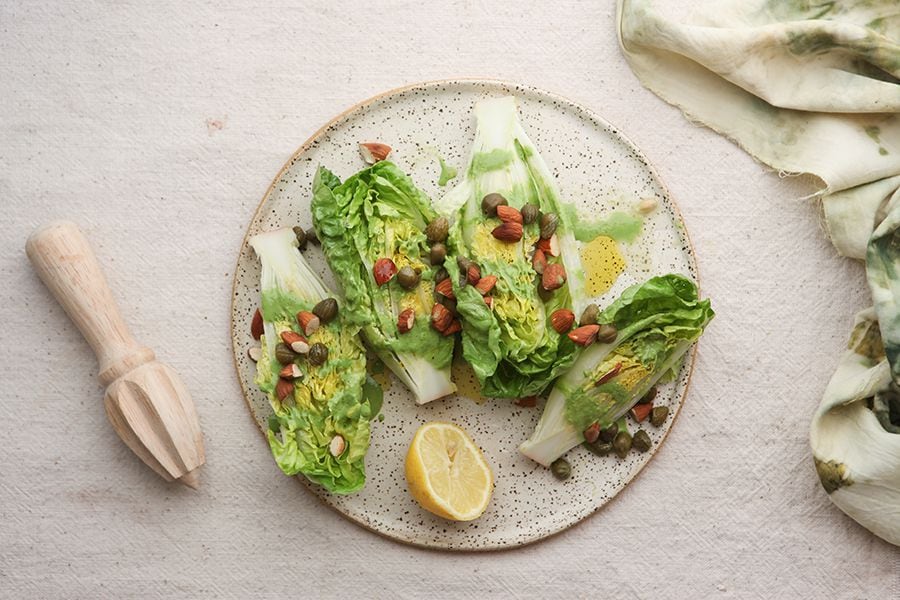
[[581, 235, 626, 296]]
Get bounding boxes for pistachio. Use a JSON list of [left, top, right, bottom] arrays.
[[633, 430, 652, 452], [275, 343, 296, 366], [425, 216, 450, 243], [580, 303, 600, 326], [292, 226, 308, 251], [397, 265, 420, 290], [521, 203, 539, 225], [308, 342, 329, 366], [539, 212, 559, 239], [481, 192, 508, 216], [313, 298, 338, 323], [430, 243, 447, 266]]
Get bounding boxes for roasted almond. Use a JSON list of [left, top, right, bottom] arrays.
[[442, 319, 462, 336], [280, 330, 310, 354], [467, 263, 481, 286], [474, 274, 497, 295], [397, 308, 415, 334], [595, 362, 623, 386], [583, 422, 601, 444], [279, 363, 303, 380], [329, 434, 346, 457], [483, 296, 494, 309], [550, 308, 575, 333], [515, 396, 537, 408], [532, 248, 547, 274], [247, 346, 262, 362], [496, 205, 523, 224], [359, 142, 391, 164], [630, 403, 653, 423], [536, 233, 560, 257], [541, 263, 567, 291], [434, 277, 455, 299], [296, 311, 320, 336], [373, 257, 397, 286], [431, 303, 453, 332], [568, 324, 600, 346], [251, 308, 264, 340], [491, 221, 523, 242], [275, 378, 293, 401]]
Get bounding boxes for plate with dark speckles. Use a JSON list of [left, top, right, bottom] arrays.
[[231, 79, 699, 550]]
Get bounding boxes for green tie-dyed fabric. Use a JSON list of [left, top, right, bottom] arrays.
[[618, 0, 900, 545]]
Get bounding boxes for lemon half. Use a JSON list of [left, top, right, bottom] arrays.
[[405, 422, 493, 521]]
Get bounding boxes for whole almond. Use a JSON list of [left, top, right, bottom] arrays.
[[434, 277, 455, 299], [550, 308, 575, 333], [568, 324, 600, 346], [583, 422, 601, 444], [280, 330, 310, 354], [496, 205, 523, 224], [296, 311, 320, 336], [541, 263, 567, 291], [532, 248, 547, 274], [467, 263, 481, 286], [359, 142, 391, 164], [397, 308, 415, 334], [251, 308, 264, 340], [373, 257, 397, 286], [491, 221, 523, 242], [431, 303, 453, 332], [275, 378, 293, 401], [475, 275, 497, 295], [536, 233, 560, 257], [279, 363, 303, 380]]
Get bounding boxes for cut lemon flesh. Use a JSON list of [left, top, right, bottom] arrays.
[[405, 422, 493, 521]]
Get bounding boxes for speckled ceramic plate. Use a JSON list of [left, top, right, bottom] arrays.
[[231, 80, 699, 551]]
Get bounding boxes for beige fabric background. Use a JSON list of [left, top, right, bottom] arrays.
[[1, 1, 897, 597]]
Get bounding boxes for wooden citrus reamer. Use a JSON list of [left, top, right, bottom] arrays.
[[26, 221, 205, 488]]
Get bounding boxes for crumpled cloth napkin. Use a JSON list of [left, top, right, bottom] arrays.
[[618, 0, 900, 545]]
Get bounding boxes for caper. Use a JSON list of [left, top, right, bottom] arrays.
[[650, 406, 669, 427], [537, 277, 554, 301], [597, 323, 618, 344], [539, 212, 559, 239], [313, 297, 338, 323], [434, 267, 449, 283], [425, 216, 450, 243], [440, 296, 457, 313], [457, 255, 472, 272], [481, 193, 508, 217], [307, 228, 320, 245], [397, 265, 420, 290], [632, 430, 652, 453], [580, 303, 599, 326], [550, 457, 571, 480], [521, 203, 539, 225], [275, 343, 296, 366], [613, 431, 632, 458], [638, 386, 657, 405], [599, 425, 619, 443], [430, 243, 447, 266], [585, 440, 613, 457], [308, 342, 329, 366], [292, 226, 308, 251]]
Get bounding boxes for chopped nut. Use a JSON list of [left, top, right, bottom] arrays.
[[359, 142, 391, 164]]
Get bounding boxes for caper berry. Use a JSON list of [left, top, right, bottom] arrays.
[[613, 431, 632, 458], [599, 425, 619, 443], [579, 303, 599, 326], [430, 243, 447, 266], [313, 297, 338, 323], [550, 457, 571, 480], [596, 323, 618, 344], [425, 216, 450, 243], [275, 343, 296, 366], [434, 267, 449, 283], [632, 430, 652, 453], [307, 228, 320, 245], [481, 193, 508, 216], [521, 203, 539, 225], [539, 212, 559, 239], [308, 342, 329, 366], [650, 406, 669, 427], [637, 386, 657, 405], [397, 265, 420, 290], [292, 226, 308, 251], [585, 440, 613, 456]]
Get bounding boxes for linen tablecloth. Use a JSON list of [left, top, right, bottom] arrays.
[[2, 1, 897, 597]]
